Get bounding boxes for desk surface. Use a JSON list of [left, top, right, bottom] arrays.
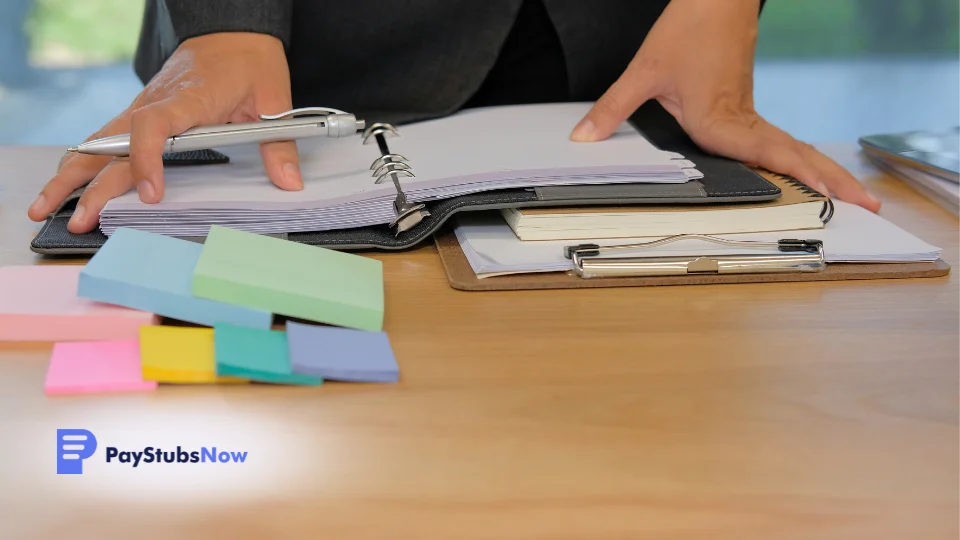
[[0, 145, 957, 540]]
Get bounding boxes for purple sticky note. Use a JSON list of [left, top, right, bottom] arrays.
[[286, 322, 399, 383]]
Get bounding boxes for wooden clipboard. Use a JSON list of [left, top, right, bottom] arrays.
[[433, 230, 950, 292]]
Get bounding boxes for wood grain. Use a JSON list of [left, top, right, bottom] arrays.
[[0, 146, 956, 540]]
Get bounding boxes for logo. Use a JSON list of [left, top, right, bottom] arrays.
[[105, 446, 248, 466], [56, 429, 248, 474], [57, 429, 98, 475]]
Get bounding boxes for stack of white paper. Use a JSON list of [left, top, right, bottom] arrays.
[[98, 103, 700, 236], [455, 201, 942, 278], [885, 162, 959, 215]]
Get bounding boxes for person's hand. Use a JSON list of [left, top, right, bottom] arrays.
[[570, 0, 881, 212], [27, 32, 302, 233]]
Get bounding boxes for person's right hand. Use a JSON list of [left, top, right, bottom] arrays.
[[27, 32, 301, 233]]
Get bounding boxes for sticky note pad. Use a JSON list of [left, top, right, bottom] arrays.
[[214, 323, 322, 386], [0, 265, 158, 342], [139, 326, 246, 384], [193, 226, 384, 331], [286, 322, 399, 383], [78, 228, 272, 329], [45, 340, 158, 396]]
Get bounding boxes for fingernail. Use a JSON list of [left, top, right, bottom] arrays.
[[138, 181, 155, 202], [816, 182, 830, 196], [867, 192, 881, 206], [29, 194, 46, 214], [570, 118, 596, 142], [283, 162, 303, 189], [69, 204, 86, 227]]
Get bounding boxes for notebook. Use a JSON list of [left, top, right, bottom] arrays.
[[455, 201, 942, 278], [95, 103, 701, 237], [502, 173, 828, 240]]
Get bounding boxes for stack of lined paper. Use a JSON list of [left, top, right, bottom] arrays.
[[97, 104, 701, 237]]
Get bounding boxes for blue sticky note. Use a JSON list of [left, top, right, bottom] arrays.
[[78, 228, 271, 329], [214, 323, 322, 386], [286, 321, 399, 383]]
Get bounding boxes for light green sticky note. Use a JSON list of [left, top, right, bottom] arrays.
[[192, 226, 384, 331], [214, 323, 322, 386]]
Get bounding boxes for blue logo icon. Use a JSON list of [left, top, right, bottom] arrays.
[[57, 429, 97, 474]]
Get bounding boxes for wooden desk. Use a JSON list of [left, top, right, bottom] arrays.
[[0, 145, 956, 540]]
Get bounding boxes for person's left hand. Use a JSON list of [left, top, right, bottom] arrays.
[[570, 0, 881, 212]]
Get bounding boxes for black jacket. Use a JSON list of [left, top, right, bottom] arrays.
[[134, 1, 763, 125]]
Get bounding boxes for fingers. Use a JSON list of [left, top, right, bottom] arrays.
[[796, 142, 881, 212], [753, 123, 881, 212], [692, 117, 881, 212], [129, 96, 212, 203], [571, 59, 660, 142], [255, 88, 302, 190], [28, 154, 113, 222], [66, 159, 137, 233], [28, 113, 131, 222], [747, 134, 825, 196], [259, 141, 302, 190]]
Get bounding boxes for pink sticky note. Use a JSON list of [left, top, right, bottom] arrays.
[[0, 265, 158, 342], [45, 340, 158, 396]]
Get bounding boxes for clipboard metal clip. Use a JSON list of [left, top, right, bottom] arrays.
[[563, 235, 825, 279]]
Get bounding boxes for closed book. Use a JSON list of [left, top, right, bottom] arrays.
[[502, 174, 829, 241]]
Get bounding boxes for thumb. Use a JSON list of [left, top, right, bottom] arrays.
[[571, 63, 658, 142], [256, 91, 302, 191]]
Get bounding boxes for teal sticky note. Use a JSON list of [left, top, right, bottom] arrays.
[[214, 323, 322, 386], [192, 226, 384, 331]]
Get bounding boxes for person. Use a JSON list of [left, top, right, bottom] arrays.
[[27, 0, 881, 234]]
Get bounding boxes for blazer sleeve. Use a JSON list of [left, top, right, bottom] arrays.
[[162, 0, 294, 47], [134, 0, 293, 84]]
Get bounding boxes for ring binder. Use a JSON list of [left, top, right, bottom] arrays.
[[771, 172, 836, 224], [564, 235, 825, 279], [362, 123, 431, 235]]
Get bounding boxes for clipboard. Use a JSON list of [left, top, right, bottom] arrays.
[[433, 229, 950, 291]]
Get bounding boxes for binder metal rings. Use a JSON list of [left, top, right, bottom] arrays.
[[362, 123, 431, 235], [771, 172, 836, 225]]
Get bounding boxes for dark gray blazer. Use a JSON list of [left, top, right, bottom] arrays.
[[134, 1, 678, 124], [135, 1, 764, 125]]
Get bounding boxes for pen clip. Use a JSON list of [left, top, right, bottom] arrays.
[[258, 107, 349, 121]]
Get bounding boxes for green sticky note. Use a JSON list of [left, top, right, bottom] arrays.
[[214, 323, 322, 386], [193, 226, 384, 331]]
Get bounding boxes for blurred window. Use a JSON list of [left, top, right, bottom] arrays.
[[754, 0, 959, 142]]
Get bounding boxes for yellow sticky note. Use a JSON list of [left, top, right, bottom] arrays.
[[139, 326, 246, 384]]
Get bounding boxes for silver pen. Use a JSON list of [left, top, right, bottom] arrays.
[[67, 107, 366, 156]]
